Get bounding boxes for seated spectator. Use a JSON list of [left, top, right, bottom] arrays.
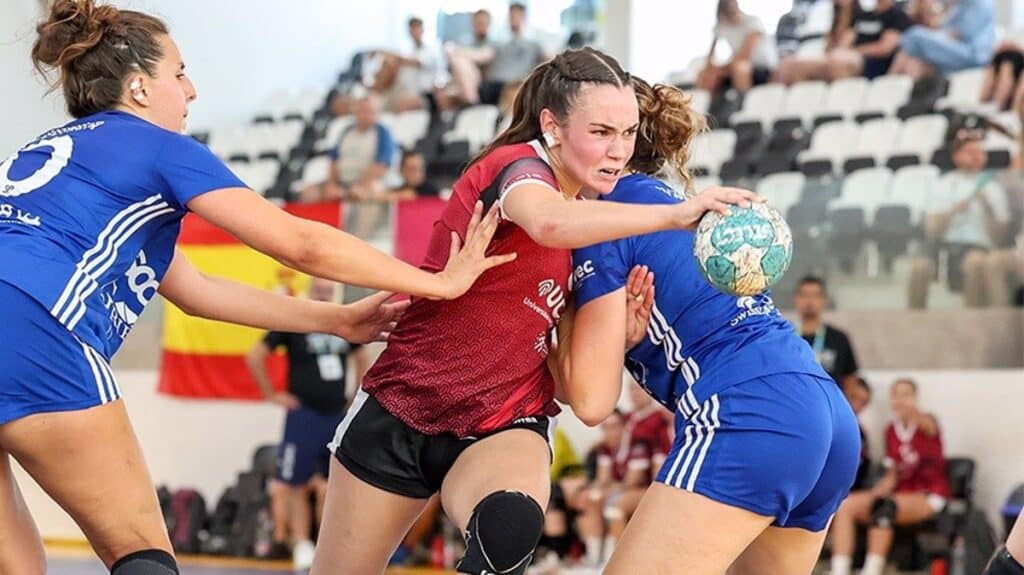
[[536, 427, 585, 569], [446, 9, 495, 105], [696, 0, 778, 93], [302, 94, 396, 204], [981, 42, 1024, 112], [844, 375, 874, 491], [792, 275, 860, 387], [778, 0, 910, 84], [986, 123, 1024, 306], [388, 150, 440, 200], [908, 129, 1010, 308], [889, 0, 995, 79], [829, 378, 950, 575], [449, 3, 546, 109]]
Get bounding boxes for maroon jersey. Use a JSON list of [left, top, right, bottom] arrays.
[[625, 405, 672, 463], [885, 418, 950, 497], [363, 142, 569, 437], [595, 441, 652, 484], [594, 407, 670, 485]]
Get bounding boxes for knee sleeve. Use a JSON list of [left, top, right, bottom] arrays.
[[870, 496, 897, 528], [986, 547, 1024, 575], [456, 490, 545, 575], [110, 549, 179, 575]]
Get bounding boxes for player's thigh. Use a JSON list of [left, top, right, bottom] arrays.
[[605, 484, 773, 575], [728, 524, 829, 575], [837, 490, 876, 523], [0, 400, 170, 568], [893, 492, 941, 525], [440, 428, 551, 531], [0, 448, 46, 575], [310, 458, 429, 575]]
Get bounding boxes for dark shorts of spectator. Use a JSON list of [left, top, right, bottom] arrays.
[[478, 80, 506, 106], [864, 56, 895, 79], [991, 48, 1024, 83], [722, 66, 773, 89]]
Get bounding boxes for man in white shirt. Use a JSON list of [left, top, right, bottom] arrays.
[[909, 130, 1010, 307], [697, 0, 778, 92]]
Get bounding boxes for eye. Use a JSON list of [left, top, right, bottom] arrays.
[[592, 129, 610, 137]]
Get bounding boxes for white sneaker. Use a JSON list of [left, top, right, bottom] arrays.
[[293, 539, 316, 570]]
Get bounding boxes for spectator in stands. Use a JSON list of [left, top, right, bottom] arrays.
[[370, 17, 448, 113], [909, 129, 1010, 308], [536, 428, 585, 569], [696, 0, 778, 93], [829, 378, 950, 575], [981, 42, 1024, 112], [303, 94, 396, 204], [985, 124, 1024, 306], [792, 275, 860, 387], [777, 0, 911, 84], [448, 3, 547, 108], [888, 0, 995, 79], [389, 150, 440, 200], [844, 376, 874, 491], [446, 10, 495, 106], [245, 278, 369, 570]]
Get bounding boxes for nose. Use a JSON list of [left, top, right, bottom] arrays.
[[185, 77, 198, 102], [607, 133, 632, 162]]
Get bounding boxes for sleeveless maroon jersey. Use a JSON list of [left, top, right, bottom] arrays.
[[362, 142, 569, 437], [885, 418, 950, 497]]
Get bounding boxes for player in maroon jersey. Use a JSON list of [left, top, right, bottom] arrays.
[[309, 47, 758, 575], [829, 378, 950, 575]]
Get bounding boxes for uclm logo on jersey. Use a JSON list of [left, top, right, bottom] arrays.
[[522, 278, 567, 327]]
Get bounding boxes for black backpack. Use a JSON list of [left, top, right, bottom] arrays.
[[228, 471, 271, 557], [960, 509, 998, 575], [167, 489, 208, 554], [201, 486, 241, 555]]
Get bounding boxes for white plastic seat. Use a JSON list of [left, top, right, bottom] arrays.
[[935, 67, 987, 112], [833, 167, 893, 224], [730, 84, 788, 129], [798, 121, 860, 170], [816, 77, 869, 122], [755, 171, 805, 215], [775, 81, 828, 127], [889, 164, 940, 225], [892, 114, 949, 162], [443, 105, 500, 152], [858, 75, 913, 118], [690, 129, 737, 175]]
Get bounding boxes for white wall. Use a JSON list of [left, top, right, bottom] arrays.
[[2, 0, 405, 153], [18, 368, 1024, 540]]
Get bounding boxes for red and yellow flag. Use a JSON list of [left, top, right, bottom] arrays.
[[158, 202, 343, 399]]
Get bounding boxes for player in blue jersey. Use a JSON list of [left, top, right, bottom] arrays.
[[553, 78, 861, 574], [0, 2, 514, 574]]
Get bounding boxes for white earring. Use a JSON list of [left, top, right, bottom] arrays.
[[543, 131, 556, 147]]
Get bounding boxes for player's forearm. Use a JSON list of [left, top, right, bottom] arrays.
[[188, 275, 341, 334], [289, 220, 448, 299], [531, 200, 678, 249]]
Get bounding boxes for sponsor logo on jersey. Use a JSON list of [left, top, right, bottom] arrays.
[[100, 250, 158, 341], [522, 278, 567, 327], [572, 259, 595, 287], [729, 294, 776, 327], [0, 203, 41, 227]]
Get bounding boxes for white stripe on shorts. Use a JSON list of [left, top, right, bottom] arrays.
[[80, 341, 109, 404], [685, 394, 720, 490], [327, 388, 370, 453]]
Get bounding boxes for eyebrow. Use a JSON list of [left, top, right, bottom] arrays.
[[589, 122, 640, 131]]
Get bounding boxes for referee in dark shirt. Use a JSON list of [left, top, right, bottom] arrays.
[[792, 276, 860, 387]]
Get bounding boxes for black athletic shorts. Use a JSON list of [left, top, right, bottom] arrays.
[[329, 390, 555, 499], [992, 49, 1024, 83]]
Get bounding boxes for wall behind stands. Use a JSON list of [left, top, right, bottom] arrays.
[[3, 0, 407, 152]]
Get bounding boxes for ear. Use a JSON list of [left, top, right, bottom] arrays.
[[539, 108, 562, 145], [128, 74, 149, 107]]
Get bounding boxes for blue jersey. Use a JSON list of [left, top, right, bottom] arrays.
[[0, 110, 244, 360], [573, 174, 827, 415]]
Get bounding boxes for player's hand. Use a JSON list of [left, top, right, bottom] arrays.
[[671, 186, 764, 231], [334, 291, 410, 343], [435, 201, 517, 300], [268, 392, 300, 410], [625, 265, 655, 351]]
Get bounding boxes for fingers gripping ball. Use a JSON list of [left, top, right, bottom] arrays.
[[693, 201, 793, 296]]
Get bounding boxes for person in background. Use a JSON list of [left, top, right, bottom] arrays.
[[696, 0, 778, 93], [245, 278, 369, 570], [389, 150, 440, 200], [889, 0, 995, 79], [792, 275, 860, 388], [829, 378, 949, 575], [844, 376, 874, 491]]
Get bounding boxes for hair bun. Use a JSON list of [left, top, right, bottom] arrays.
[[33, 0, 120, 70]]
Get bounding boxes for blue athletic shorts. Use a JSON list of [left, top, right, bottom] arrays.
[[656, 373, 860, 531], [277, 404, 344, 485], [0, 281, 121, 426]]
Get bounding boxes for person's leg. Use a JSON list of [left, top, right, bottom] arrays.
[[730, 59, 754, 92], [267, 480, 290, 547], [827, 49, 866, 81], [961, 248, 989, 307], [981, 62, 1000, 102], [993, 62, 1018, 110], [310, 474, 327, 525], [575, 488, 607, 565], [696, 65, 724, 92], [727, 524, 830, 575], [0, 448, 46, 575], [448, 51, 483, 105], [603, 487, 645, 563], [440, 429, 551, 575], [402, 494, 441, 550], [986, 509, 1024, 574], [604, 485, 772, 575], [309, 459, 429, 575], [828, 491, 876, 575], [287, 483, 314, 544], [862, 492, 940, 575], [0, 401, 173, 569], [908, 256, 936, 309], [985, 249, 1022, 307]]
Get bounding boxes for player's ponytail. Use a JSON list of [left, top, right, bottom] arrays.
[[629, 77, 707, 196], [468, 47, 632, 170], [32, 0, 169, 118]]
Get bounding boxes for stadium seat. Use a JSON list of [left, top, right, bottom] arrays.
[[891, 114, 949, 164], [935, 67, 988, 114], [380, 109, 431, 151], [247, 159, 282, 196], [856, 75, 913, 121], [828, 207, 868, 273], [873, 204, 914, 272], [842, 117, 902, 173], [707, 89, 743, 128], [755, 172, 805, 216], [443, 105, 500, 153], [755, 125, 810, 176], [692, 175, 722, 193], [798, 121, 859, 175], [688, 89, 712, 117], [294, 154, 333, 193], [834, 167, 894, 221], [690, 129, 738, 176], [816, 77, 869, 125], [831, 168, 894, 272], [315, 115, 355, 153], [890, 164, 940, 226], [774, 80, 828, 129], [898, 75, 949, 119], [730, 84, 788, 130]]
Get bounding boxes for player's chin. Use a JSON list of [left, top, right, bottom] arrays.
[[585, 174, 620, 195]]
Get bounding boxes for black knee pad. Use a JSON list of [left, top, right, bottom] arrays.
[[110, 549, 179, 575], [870, 496, 897, 528], [456, 490, 545, 575], [986, 547, 1024, 575]]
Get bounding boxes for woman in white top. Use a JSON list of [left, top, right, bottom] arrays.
[[696, 0, 778, 93]]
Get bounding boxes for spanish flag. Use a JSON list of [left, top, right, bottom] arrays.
[[158, 202, 343, 399]]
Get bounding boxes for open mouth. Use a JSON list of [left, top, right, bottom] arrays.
[[598, 168, 621, 177]]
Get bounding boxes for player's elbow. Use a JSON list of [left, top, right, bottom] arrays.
[[528, 213, 573, 248], [275, 220, 323, 272], [572, 393, 618, 427]]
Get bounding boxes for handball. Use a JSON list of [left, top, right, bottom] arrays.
[[693, 201, 793, 296]]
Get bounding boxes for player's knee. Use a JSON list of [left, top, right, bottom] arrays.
[[985, 547, 1024, 575], [110, 549, 179, 575], [870, 496, 897, 528], [456, 490, 544, 575]]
